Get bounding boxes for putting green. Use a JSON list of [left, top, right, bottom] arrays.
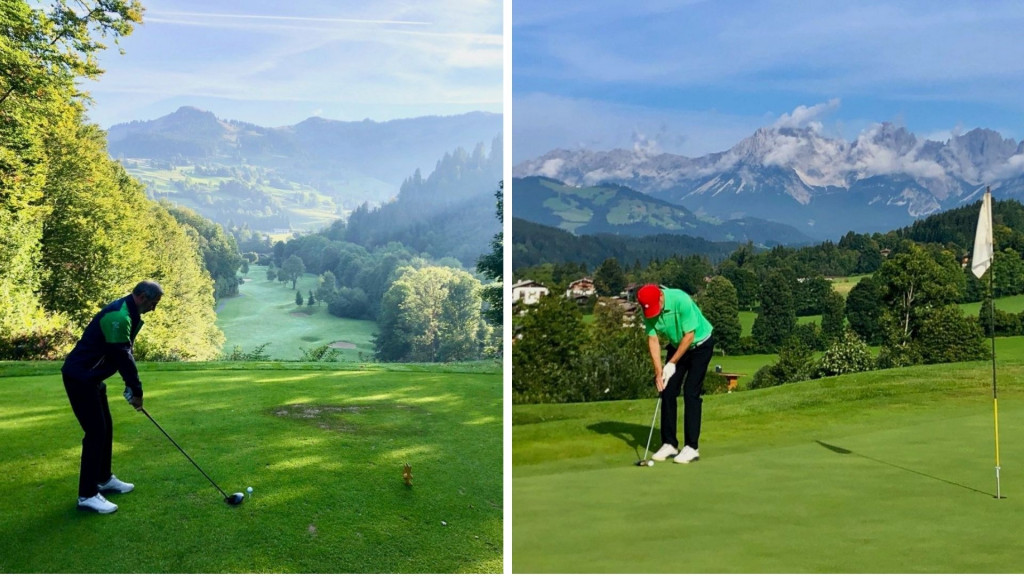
[[513, 360, 1024, 573]]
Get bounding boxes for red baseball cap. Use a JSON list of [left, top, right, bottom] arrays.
[[636, 284, 663, 318]]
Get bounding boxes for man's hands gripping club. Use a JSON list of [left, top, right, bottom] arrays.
[[123, 386, 143, 411], [659, 362, 676, 391]]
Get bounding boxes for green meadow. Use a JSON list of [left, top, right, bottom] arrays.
[[961, 293, 1024, 315], [0, 361, 502, 573], [512, 354, 1024, 573], [218, 266, 377, 361]]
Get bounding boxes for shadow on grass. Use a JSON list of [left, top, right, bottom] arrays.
[[815, 440, 992, 497], [587, 421, 658, 460]]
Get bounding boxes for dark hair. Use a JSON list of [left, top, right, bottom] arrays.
[[133, 280, 164, 299]]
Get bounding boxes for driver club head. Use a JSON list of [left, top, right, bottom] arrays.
[[225, 493, 245, 506]]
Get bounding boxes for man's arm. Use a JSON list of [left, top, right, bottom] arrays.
[[648, 335, 666, 392], [668, 331, 696, 365], [99, 306, 143, 402]]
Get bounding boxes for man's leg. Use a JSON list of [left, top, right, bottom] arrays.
[[64, 377, 112, 498], [98, 384, 113, 483], [680, 336, 715, 450], [659, 344, 684, 448]]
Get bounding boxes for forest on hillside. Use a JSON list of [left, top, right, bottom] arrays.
[[1, 0, 225, 361]]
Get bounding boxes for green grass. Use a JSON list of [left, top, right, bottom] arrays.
[[829, 274, 868, 296], [0, 361, 502, 573], [961, 293, 1024, 316], [738, 311, 819, 337], [512, 356, 1024, 573], [218, 266, 378, 361]]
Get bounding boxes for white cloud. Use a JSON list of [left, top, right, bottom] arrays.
[[772, 99, 841, 131]]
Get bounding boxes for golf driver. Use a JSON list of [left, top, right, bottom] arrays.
[[137, 405, 245, 506], [636, 396, 662, 467]]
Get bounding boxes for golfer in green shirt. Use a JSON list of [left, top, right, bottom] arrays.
[[636, 284, 715, 464]]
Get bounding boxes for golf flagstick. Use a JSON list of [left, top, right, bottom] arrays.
[[972, 187, 1003, 499]]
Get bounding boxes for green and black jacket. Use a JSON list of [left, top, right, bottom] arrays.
[[61, 295, 145, 397]]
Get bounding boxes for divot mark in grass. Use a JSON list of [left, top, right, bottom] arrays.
[[270, 403, 426, 435]]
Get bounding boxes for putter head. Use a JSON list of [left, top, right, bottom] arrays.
[[225, 493, 245, 506], [635, 460, 646, 467]]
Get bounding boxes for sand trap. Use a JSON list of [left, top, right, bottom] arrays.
[[329, 341, 357, 349]]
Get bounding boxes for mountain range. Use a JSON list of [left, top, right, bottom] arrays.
[[105, 107, 502, 247], [513, 123, 1024, 240], [109, 106, 502, 194]]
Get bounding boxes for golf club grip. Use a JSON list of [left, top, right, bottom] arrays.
[[141, 408, 228, 499]]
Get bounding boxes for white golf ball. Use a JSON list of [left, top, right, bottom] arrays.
[[647, 460, 655, 467], [247, 487, 253, 493]]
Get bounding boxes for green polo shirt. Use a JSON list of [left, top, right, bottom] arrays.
[[643, 287, 713, 346]]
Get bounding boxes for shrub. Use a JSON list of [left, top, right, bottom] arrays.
[[876, 341, 922, 369], [815, 330, 874, 377], [0, 324, 76, 361], [917, 305, 987, 364], [299, 343, 341, 362], [749, 363, 784, 390], [703, 372, 731, 395], [226, 343, 271, 361], [749, 338, 814, 389]]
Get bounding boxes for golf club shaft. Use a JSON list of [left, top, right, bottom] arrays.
[[642, 397, 661, 461], [140, 408, 228, 499]]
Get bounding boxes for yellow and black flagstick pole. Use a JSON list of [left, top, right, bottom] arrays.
[[990, 260, 1002, 499], [990, 271, 1002, 499]]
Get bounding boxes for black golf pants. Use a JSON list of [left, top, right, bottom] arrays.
[[63, 376, 113, 498], [660, 335, 715, 450]]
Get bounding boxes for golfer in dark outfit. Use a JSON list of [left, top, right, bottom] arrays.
[[62, 280, 162, 514], [636, 284, 715, 464]]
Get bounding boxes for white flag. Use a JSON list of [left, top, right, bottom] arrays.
[[972, 190, 994, 279]]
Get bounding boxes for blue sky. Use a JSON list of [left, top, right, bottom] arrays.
[[512, 0, 1024, 163], [83, 0, 502, 128]]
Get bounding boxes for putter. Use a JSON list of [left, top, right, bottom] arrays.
[[636, 396, 661, 466], [137, 405, 244, 506]]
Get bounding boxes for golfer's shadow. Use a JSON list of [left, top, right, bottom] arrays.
[[815, 441, 993, 497], [588, 421, 658, 457]]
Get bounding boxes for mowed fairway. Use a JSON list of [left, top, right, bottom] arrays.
[[512, 359, 1024, 573], [218, 266, 377, 361], [0, 362, 502, 573]]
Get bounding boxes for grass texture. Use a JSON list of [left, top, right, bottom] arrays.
[[218, 266, 378, 361], [0, 361, 502, 573], [512, 356, 1024, 573]]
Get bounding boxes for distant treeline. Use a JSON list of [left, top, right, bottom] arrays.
[[346, 135, 502, 267], [512, 217, 738, 272]]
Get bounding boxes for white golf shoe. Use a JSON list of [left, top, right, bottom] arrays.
[[77, 493, 118, 514], [651, 443, 679, 461], [98, 474, 134, 494], [674, 445, 700, 464]]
